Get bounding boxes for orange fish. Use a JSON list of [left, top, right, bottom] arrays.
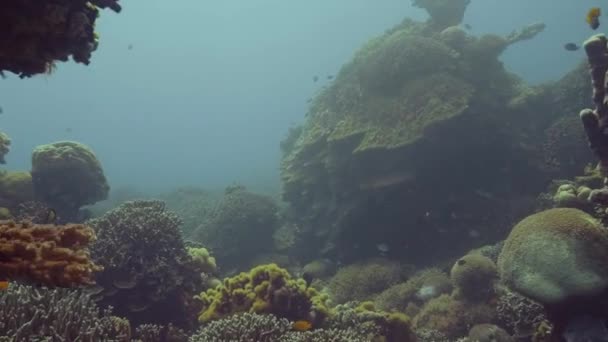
[[292, 320, 312, 332], [587, 7, 601, 30], [0, 280, 9, 290]]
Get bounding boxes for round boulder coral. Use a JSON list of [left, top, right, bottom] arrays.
[[450, 254, 497, 301], [31, 141, 109, 217], [498, 208, 608, 306]]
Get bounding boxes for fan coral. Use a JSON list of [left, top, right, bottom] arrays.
[[87, 200, 202, 328], [0, 0, 121, 78], [31, 141, 109, 220], [194, 185, 279, 269], [0, 284, 124, 341], [195, 263, 331, 326], [0, 220, 101, 287]]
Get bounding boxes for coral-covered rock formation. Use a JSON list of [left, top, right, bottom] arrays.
[[193, 185, 279, 270], [0, 170, 34, 212], [160, 187, 220, 238], [450, 254, 497, 302], [0, 0, 121, 78], [280, 0, 550, 264], [31, 141, 109, 221], [87, 200, 203, 329], [0, 284, 126, 340], [0, 220, 101, 287]]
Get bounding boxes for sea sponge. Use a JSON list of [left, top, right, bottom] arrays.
[[195, 263, 331, 325], [450, 254, 497, 302], [498, 208, 608, 306], [0, 220, 101, 287]]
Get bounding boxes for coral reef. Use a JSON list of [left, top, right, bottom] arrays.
[[413, 294, 496, 339], [374, 268, 452, 313], [450, 254, 497, 302], [194, 185, 279, 269], [134, 323, 188, 342], [0, 220, 101, 287], [0, 0, 121, 78], [328, 258, 406, 304], [466, 324, 513, 342], [0, 132, 9, 164], [0, 170, 34, 211], [495, 286, 547, 337], [87, 200, 203, 328], [498, 208, 608, 306], [159, 187, 220, 238], [195, 263, 331, 326], [31, 141, 109, 221], [279, 0, 551, 265], [0, 284, 124, 341], [412, 0, 470, 29]]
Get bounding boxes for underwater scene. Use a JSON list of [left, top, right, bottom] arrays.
[[4, 0, 608, 341]]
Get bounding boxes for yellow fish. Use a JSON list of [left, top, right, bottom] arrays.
[[0, 280, 9, 290], [587, 7, 601, 30], [292, 320, 312, 332]]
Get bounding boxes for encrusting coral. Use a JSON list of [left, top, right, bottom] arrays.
[[0, 0, 122, 78], [0, 220, 101, 287], [195, 263, 331, 326]]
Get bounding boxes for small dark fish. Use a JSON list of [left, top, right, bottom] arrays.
[[65, 127, 72, 133], [45, 208, 57, 224], [312, 75, 318, 82], [0, 106, 3, 114], [464, 24, 472, 30], [327, 75, 334, 80], [306, 98, 312, 103], [302, 271, 313, 288], [128, 44, 133, 50], [564, 43, 580, 51]]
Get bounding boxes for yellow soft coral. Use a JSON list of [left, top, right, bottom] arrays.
[[195, 263, 331, 325], [187, 246, 217, 273]]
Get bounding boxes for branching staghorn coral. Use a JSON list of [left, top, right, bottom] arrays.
[[0, 284, 125, 341], [0, 220, 101, 287]]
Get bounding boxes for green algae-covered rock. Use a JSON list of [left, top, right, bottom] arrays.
[[498, 208, 608, 305], [0, 170, 34, 206]]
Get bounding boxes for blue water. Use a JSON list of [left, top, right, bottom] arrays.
[[0, 0, 597, 194]]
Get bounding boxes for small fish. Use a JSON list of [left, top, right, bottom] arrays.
[[376, 243, 390, 253], [587, 8, 601, 30], [0, 106, 3, 114], [564, 42, 580, 51], [128, 44, 133, 50], [326, 75, 334, 80], [0, 280, 9, 290], [65, 127, 72, 133], [312, 75, 318, 82], [302, 272, 313, 288], [463, 23, 472, 30], [306, 98, 312, 103], [45, 208, 57, 224], [293, 320, 312, 332]]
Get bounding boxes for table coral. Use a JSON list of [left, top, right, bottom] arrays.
[[0, 220, 101, 287], [0, 0, 121, 78]]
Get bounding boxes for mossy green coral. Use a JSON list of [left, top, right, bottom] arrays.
[[187, 247, 217, 274], [195, 263, 331, 325], [0, 170, 34, 205]]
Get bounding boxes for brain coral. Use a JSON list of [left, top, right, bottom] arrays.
[[31, 141, 109, 218], [87, 200, 202, 328], [498, 208, 608, 306]]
